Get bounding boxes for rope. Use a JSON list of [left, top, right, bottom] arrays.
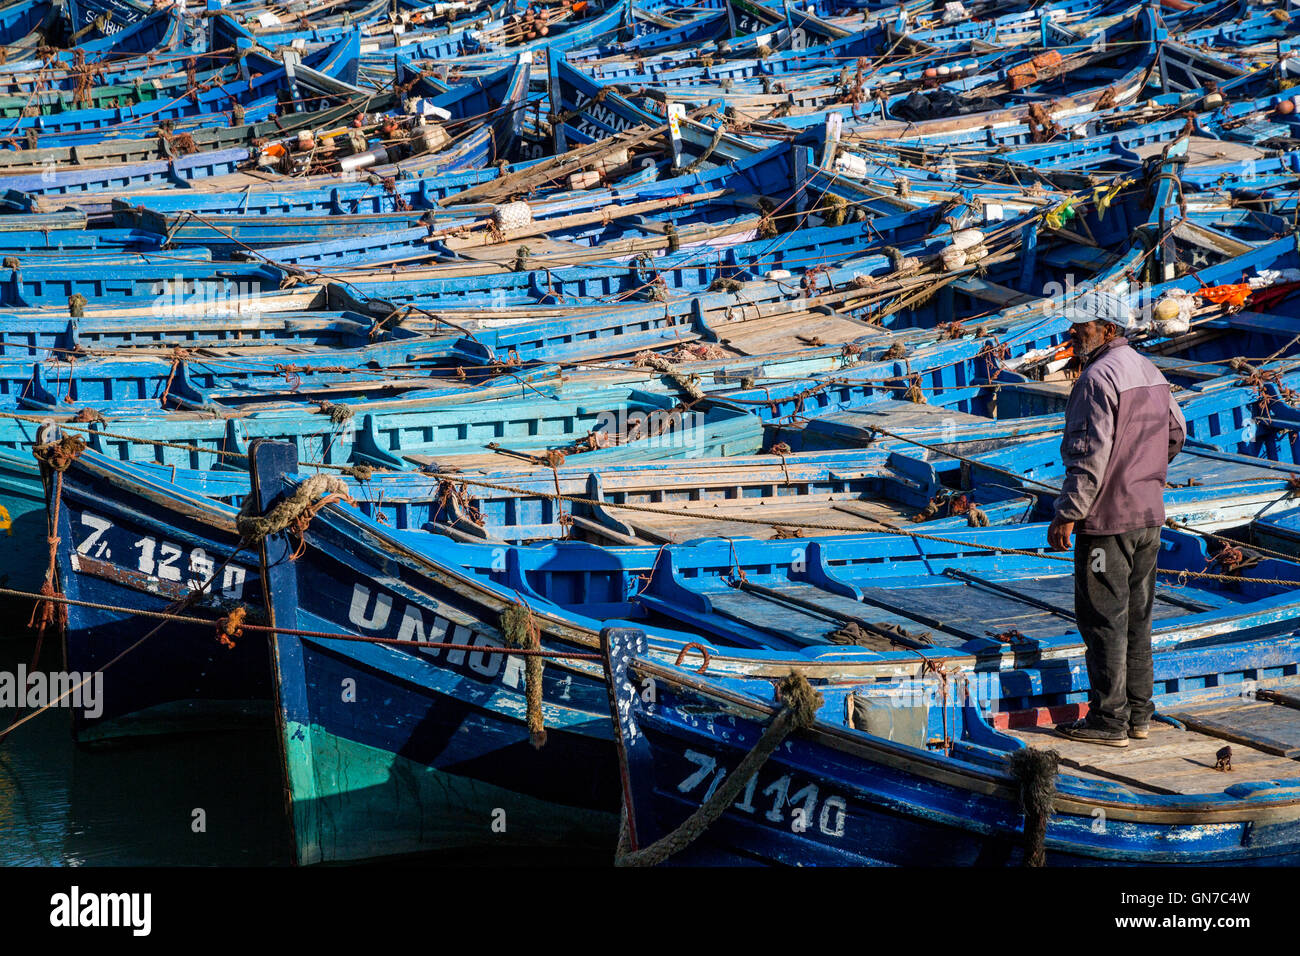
[[26, 435, 88, 643], [315, 400, 355, 425], [616, 672, 823, 867], [236, 474, 353, 558], [501, 601, 547, 748], [31, 434, 86, 474], [0, 586, 601, 660], [631, 352, 705, 401], [1008, 747, 1059, 867]]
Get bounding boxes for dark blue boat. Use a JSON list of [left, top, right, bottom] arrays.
[[603, 627, 1300, 865]]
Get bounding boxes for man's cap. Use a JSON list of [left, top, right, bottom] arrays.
[[1064, 288, 1128, 326]]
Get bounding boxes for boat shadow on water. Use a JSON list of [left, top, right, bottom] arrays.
[[2, 631, 613, 865], [0, 629, 290, 866]]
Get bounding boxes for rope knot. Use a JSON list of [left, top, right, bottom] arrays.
[[315, 401, 355, 425], [33, 435, 86, 472], [631, 352, 706, 401], [216, 606, 246, 649], [71, 407, 106, 424], [1007, 747, 1059, 867], [236, 475, 354, 558], [27, 578, 66, 635], [776, 672, 823, 730]]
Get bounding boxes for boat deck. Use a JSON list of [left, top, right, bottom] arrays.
[[1008, 692, 1300, 795], [1131, 135, 1267, 169], [711, 309, 881, 354], [802, 399, 1042, 447], [605, 494, 923, 542]]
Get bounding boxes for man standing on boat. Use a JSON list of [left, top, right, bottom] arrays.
[[1047, 296, 1187, 748]]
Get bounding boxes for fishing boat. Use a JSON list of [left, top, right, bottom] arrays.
[[36, 434, 1300, 861], [0, 0, 1297, 874], [603, 626, 1300, 865]]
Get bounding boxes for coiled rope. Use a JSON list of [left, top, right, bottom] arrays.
[[236, 474, 354, 559]]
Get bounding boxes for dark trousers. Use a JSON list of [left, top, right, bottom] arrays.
[[1073, 527, 1160, 733]]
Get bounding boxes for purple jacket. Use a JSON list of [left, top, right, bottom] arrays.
[[1054, 337, 1186, 534]]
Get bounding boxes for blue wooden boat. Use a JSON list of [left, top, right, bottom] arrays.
[[378, 0, 630, 68], [0, 225, 167, 255], [249, 447, 1300, 863], [0, 148, 251, 203], [0, 339, 551, 414], [0, 0, 61, 48], [66, 0, 154, 43], [832, 8, 1164, 142], [577, 5, 1161, 134], [214, 0, 393, 48], [0, 308, 430, 360], [0, 0, 1296, 873], [37, 432, 1300, 859], [0, 93, 383, 178], [0, 31, 360, 146], [604, 626, 1300, 865], [0, 58, 526, 207], [0, 7, 185, 75], [354, 427, 1300, 545], [0, 260, 285, 308]]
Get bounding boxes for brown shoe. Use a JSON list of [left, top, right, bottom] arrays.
[[1128, 724, 1150, 740]]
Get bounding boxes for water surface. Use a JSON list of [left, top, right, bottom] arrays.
[[0, 630, 290, 866]]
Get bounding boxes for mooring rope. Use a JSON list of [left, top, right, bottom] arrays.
[[26, 434, 88, 645], [0, 586, 603, 661], [236, 473, 354, 558], [616, 671, 823, 867], [502, 600, 548, 748], [1008, 747, 1060, 868]]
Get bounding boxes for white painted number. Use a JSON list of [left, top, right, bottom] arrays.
[[77, 513, 114, 557], [675, 756, 848, 838], [677, 750, 718, 794]]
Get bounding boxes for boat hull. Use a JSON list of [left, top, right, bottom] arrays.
[[608, 632, 1300, 867], [276, 625, 620, 864]]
